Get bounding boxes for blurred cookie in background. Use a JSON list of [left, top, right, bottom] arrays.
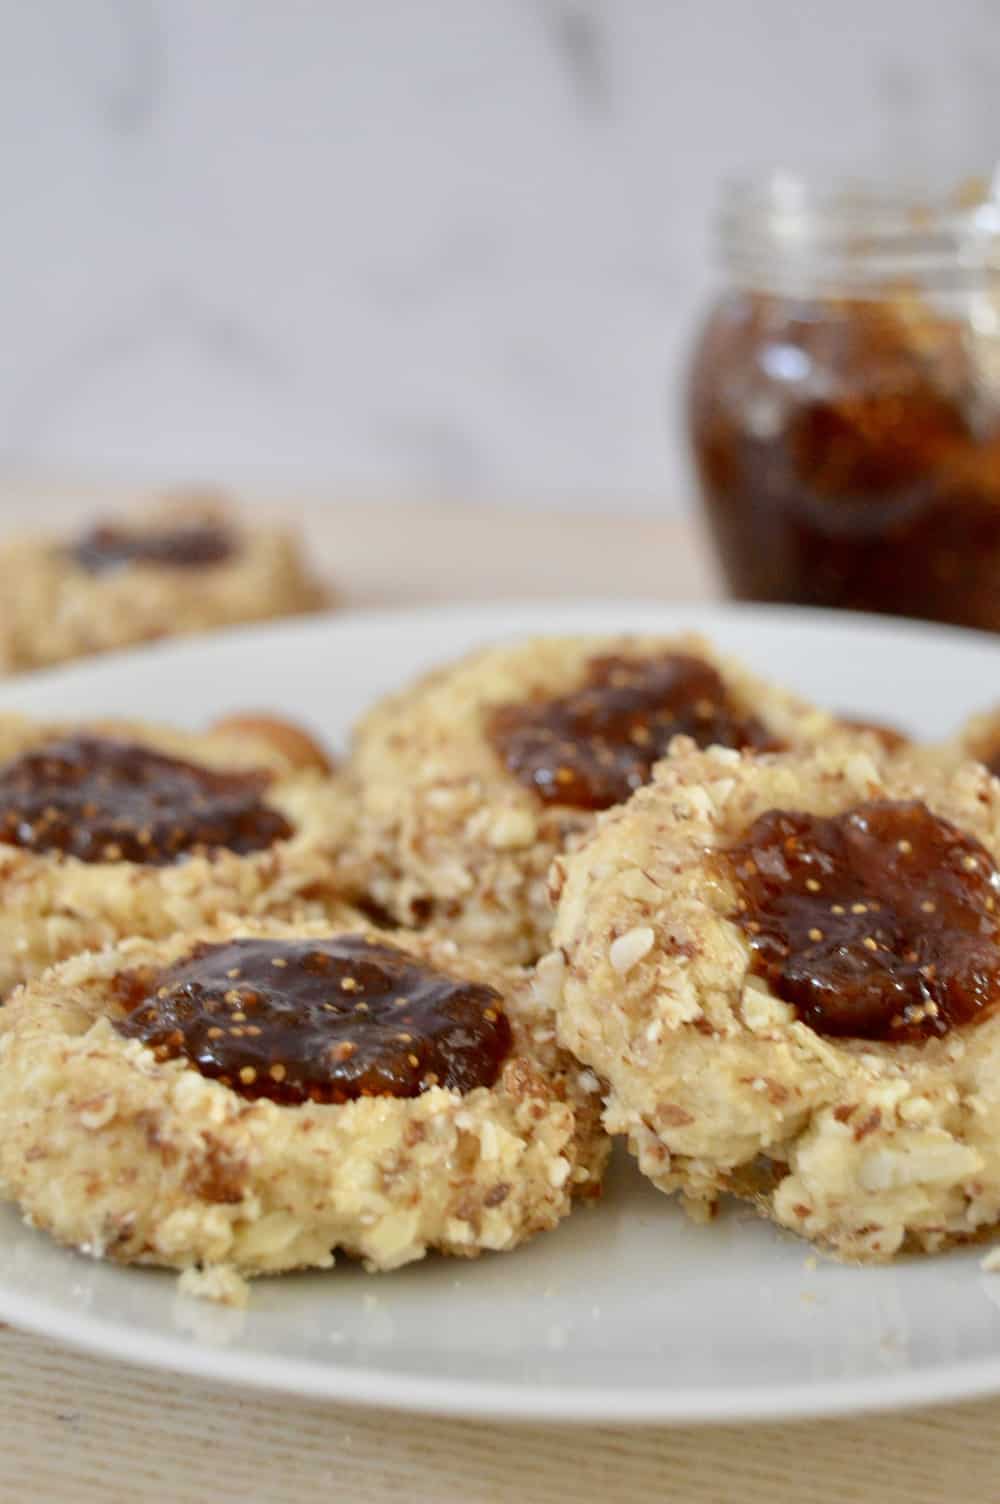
[[0, 490, 332, 674]]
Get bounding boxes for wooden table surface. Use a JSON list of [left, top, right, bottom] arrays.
[[0, 491, 996, 1503]]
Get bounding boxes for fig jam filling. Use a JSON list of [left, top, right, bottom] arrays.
[[115, 936, 512, 1103], [0, 736, 291, 864], [729, 799, 1000, 1042], [72, 522, 235, 573], [489, 653, 778, 811]]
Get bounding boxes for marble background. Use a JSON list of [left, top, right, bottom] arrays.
[[2, 1, 999, 513]]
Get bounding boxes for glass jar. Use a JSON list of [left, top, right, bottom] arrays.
[[687, 174, 1000, 629]]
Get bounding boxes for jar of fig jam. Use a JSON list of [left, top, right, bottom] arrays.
[[687, 175, 1000, 628]]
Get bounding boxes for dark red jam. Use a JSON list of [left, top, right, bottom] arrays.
[[115, 935, 512, 1103], [689, 292, 1000, 631], [72, 522, 235, 574], [0, 736, 291, 864], [489, 653, 777, 810], [729, 799, 1000, 1042]]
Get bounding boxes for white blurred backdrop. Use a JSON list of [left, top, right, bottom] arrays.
[[1, 0, 999, 512]]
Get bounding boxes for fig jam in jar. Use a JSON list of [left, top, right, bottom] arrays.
[[688, 176, 1000, 628]]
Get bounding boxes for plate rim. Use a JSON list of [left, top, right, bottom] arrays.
[[4, 1271, 1000, 1425]]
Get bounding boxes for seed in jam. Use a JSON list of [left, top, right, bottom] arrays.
[[729, 799, 1000, 1042], [72, 521, 235, 574], [489, 653, 778, 810], [115, 935, 512, 1103], [0, 736, 292, 864]]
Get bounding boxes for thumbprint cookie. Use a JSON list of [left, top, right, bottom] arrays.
[[0, 713, 350, 992], [0, 917, 607, 1285], [349, 634, 835, 964], [0, 491, 330, 674], [550, 739, 1000, 1261]]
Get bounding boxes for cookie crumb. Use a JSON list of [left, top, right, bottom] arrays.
[[178, 1263, 249, 1307]]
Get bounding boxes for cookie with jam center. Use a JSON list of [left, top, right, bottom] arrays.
[[349, 634, 835, 965], [0, 712, 351, 992], [549, 738, 1000, 1261], [0, 917, 607, 1289], [0, 492, 330, 676]]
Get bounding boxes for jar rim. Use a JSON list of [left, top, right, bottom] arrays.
[[717, 170, 1000, 293]]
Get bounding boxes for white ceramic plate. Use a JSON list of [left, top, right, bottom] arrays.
[[3, 600, 1000, 1426]]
